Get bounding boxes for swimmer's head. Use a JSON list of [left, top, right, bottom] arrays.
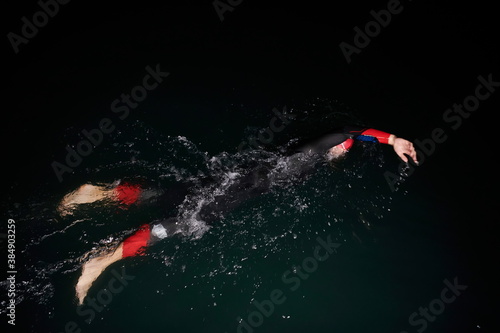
[[327, 138, 354, 160]]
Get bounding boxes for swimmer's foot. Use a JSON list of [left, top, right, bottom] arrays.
[[58, 184, 113, 216], [76, 243, 124, 305]]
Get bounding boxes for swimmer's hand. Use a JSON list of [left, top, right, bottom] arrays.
[[389, 135, 419, 165]]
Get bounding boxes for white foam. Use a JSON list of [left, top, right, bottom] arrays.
[[151, 223, 169, 239]]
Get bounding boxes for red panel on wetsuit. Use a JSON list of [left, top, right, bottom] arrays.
[[360, 129, 392, 144], [340, 138, 354, 151], [122, 224, 151, 258], [114, 183, 142, 205]]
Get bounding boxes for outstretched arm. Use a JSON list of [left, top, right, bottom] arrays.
[[292, 126, 418, 165], [349, 127, 418, 164]]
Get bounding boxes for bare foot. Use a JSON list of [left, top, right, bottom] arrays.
[[58, 184, 112, 216], [76, 243, 124, 304]]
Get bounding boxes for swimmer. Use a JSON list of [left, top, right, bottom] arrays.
[[64, 125, 417, 304]]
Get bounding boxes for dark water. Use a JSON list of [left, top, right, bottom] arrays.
[[3, 1, 498, 332]]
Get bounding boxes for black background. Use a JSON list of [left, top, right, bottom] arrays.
[[3, 0, 499, 331], [4, 0, 499, 192]]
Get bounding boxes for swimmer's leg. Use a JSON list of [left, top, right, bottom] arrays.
[[75, 219, 183, 304], [59, 181, 192, 216], [75, 223, 152, 304], [58, 181, 158, 216]]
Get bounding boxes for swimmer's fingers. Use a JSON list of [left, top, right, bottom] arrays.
[[408, 143, 418, 165], [402, 141, 418, 165], [394, 138, 419, 165], [397, 151, 409, 163]]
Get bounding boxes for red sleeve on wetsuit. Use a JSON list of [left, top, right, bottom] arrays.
[[122, 224, 151, 258], [359, 128, 392, 144], [114, 183, 142, 205], [339, 138, 354, 151]]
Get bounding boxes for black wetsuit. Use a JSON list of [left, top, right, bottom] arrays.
[[145, 125, 391, 243]]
